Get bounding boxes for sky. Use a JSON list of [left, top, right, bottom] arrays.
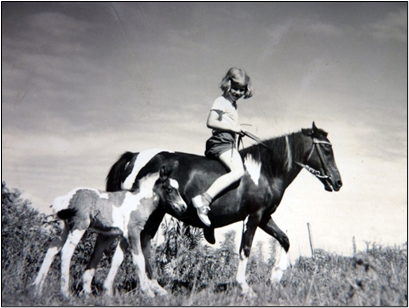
[[2, 2, 407, 261]]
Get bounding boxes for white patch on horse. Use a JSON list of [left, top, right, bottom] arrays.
[[138, 172, 160, 199], [51, 187, 93, 213], [103, 244, 125, 296], [244, 154, 262, 186], [242, 215, 249, 234], [98, 192, 109, 199], [122, 149, 173, 190], [112, 172, 160, 235], [169, 178, 179, 189], [271, 246, 289, 283], [82, 268, 95, 294], [60, 229, 86, 296], [132, 251, 154, 297], [236, 255, 250, 295], [111, 194, 133, 238]]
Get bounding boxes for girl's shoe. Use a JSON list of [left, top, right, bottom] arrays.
[[192, 195, 211, 226]]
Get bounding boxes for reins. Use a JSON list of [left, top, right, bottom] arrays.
[[240, 130, 331, 180], [240, 130, 272, 150]]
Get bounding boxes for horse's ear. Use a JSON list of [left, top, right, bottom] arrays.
[[311, 121, 328, 137], [312, 121, 318, 133], [159, 166, 168, 181], [159, 160, 179, 181]]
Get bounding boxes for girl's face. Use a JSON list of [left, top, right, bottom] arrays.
[[228, 80, 247, 102]]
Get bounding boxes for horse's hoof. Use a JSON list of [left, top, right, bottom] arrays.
[[78, 289, 93, 298], [238, 282, 257, 298], [144, 290, 155, 298], [149, 279, 168, 297], [102, 288, 114, 297], [270, 269, 284, 283], [61, 292, 71, 300], [240, 287, 257, 299], [154, 287, 168, 297]]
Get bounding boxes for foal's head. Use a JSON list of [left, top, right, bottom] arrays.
[[154, 160, 187, 214]]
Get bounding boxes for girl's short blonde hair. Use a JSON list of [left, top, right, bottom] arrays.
[[220, 67, 253, 99]]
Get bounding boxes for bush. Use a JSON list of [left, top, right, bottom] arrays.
[[154, 218, 240, 292], [2, 182, 407, 306]]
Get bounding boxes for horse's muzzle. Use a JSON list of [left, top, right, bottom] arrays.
[[324, 176, 342, 192], [173, 200, 188, 213]]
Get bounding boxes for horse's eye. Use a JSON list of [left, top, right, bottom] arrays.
[[166, 188, 173, 193]]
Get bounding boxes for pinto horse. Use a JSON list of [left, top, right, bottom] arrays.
[[83, 122, 342, 296], [33, 161, 186, 298]]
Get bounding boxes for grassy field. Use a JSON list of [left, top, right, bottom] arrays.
[[2, 182, 407, 306]]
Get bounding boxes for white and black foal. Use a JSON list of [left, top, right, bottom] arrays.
[[33, 162, 186, 298]]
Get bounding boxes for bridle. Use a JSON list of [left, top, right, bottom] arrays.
[[241, 131, 332, 180], [295, 138, 332, 180]]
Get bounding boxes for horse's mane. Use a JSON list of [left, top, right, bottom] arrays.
[[240, 131, 305, 176]]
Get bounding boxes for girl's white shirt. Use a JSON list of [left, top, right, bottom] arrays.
[[210, 96, 239, 130]]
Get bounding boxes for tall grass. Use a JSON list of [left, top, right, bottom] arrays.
[[2, 182, 407, 306]]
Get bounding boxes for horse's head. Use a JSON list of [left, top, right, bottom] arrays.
[[301, 122, 343, 192], [154, 160, 188, 213]]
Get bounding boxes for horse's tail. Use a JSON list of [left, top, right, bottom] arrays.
[[106, 151, 135, 192]]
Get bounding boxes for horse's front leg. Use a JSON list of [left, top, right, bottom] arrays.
[[259, 217, 290, 283], [82, 234, 117, 295], [236, 214, 262, 297], [128, 228, 155, 298]]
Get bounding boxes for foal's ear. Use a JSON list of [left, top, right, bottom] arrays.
[[159, 160, 179, 181]]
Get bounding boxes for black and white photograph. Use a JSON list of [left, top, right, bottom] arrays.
[[2, 2, 407, 306]]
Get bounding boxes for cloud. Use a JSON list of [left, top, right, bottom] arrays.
[[367, 8, 407, 43], [2, 3, 407, 253], [2, 11, 112, 133]]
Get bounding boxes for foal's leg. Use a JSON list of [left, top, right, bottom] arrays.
[[102, 238, 128, 296], [259, 217, 290, 283], [140, 212, 168, 296], [33, 220, 69, 294], [236, 214, 262, 296], [82, 234, 117, 295], [128, 228, 155, 298], [60, 228, 86, 297]]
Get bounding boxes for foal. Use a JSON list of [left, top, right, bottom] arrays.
[[33, 162, 186, 298]]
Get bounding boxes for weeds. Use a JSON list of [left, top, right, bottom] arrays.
[[2, 182, 407, 306]]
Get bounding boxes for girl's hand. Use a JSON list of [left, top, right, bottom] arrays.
[[232, 124, 243, 134]]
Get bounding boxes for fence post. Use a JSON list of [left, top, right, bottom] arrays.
[[307, 222, 314, 257], [352, 236, 356, 255]]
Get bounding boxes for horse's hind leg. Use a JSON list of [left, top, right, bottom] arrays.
[[259, 217, 290, 283], [60, 228, 86, 297], [102, 238, 128, 296], [82, 234, 117, 295], [33, 220, 69, 294]]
